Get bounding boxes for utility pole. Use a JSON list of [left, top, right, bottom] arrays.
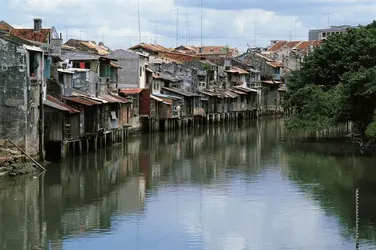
[[253, 21, 258, 48], [137, 0, 141, 43], [324, 13, 333, 27]]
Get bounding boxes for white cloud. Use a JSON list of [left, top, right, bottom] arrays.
[[3, 0, 376, 51]]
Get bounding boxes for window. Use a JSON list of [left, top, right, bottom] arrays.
[[29, 51, 40, 78], [30, 107, 35, 124], [140, 66, 142, 77]]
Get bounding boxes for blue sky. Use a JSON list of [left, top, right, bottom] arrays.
[[1, 0, 375, 51]]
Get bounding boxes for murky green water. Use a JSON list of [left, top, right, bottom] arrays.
[[1, 119, 376, 250]]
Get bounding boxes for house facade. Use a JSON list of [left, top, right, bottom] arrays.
[[111, 49, 148, 89], [0, 33, 46, 158]]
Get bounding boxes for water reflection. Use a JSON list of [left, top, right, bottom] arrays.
[[1, 119, 376, 249]]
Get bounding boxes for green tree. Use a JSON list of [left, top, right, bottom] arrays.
[[284, 21, 376, 139]]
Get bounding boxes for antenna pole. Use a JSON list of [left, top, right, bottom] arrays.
[[200, 0, 203, 48], [137, 0, 141, 43]]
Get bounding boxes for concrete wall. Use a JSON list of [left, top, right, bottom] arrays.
[[0, 38, 41, 155], [71, 70, 98, 96], [111, 50, 142, 89]]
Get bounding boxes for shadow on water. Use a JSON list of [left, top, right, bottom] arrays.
[[1, 119, 376, 249]]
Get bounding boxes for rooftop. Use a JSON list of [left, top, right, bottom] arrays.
[[9, 28, 51, 43], [45, 95, 81, 113], [119, 88, 144, 95], [129, 43, 171, 53], [162, 87, 200, 97], [64, 39, 111, 55]]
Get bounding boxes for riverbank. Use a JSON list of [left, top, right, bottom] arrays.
[[0, 148, 38, 177]]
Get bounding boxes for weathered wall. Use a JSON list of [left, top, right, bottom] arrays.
[[159, 63, 199, 92], [111, 50, 140, 89], [0, 37, 40, 155], [71, 70, 97, 96]]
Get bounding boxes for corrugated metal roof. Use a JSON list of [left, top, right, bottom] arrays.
[[23, 44, 43, 52], [45, 95, 80, 113], [151, 95, 171, 105], [110, 62, 122, 68], [61, 52, 101, 61], [230, 89, 247, 95], [153, 93, 183, 100], [162, 87, 200, 97], [223, 90, 239, 98], [119, 88, 144, 95], [98, 94, 131, 104], [234, 86, 258, 93], [262, 80, 283, 85], [57, 69, 74, 74], [153, 73, 179, 82], [62, 96, 102, 106]]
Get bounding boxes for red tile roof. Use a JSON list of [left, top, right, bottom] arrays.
[[294, 40, 323, 53], [268, 41, 288, 52], [9, 28, 51, 43], [46, 95, 80, 113], [190, 46, 238, 55], [157, 51, 198, 64], [268, 40, 323, 53], [129, 43, 171, 53], [0, 21, 13, 32], [119, 88, 144, 95], [266, 61, 283, 68]]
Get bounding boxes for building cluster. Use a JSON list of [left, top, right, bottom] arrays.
[[0, 18, 322, 161]]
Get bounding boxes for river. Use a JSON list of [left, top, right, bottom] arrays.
[[1, 119, 376, 250]]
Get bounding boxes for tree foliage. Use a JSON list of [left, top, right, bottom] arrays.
[[284, 21, 376, 137]]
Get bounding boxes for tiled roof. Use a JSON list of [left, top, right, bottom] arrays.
[[129, 43, 171, 53], [0, 21, 13, 32], [225, 66, 249, 75], [81, 41, 110, 55], [293, 40, 323, 53], [157, 51, 198, 64], [266, 61, 283, 68], [64, 39, 111, 55], [268, 40, 323, 54], [9, 28, 50, 43], [45, 95, 80, 113], [190, 46, 238, 55], [119, 88, 144, 95], [268, 41, 288, 52]]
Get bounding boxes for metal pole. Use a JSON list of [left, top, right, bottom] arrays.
[[6, 139, 46, 171], [176, 8, 179, 47], [200, 0, 203, 48], [137, 0, 141, 43]]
